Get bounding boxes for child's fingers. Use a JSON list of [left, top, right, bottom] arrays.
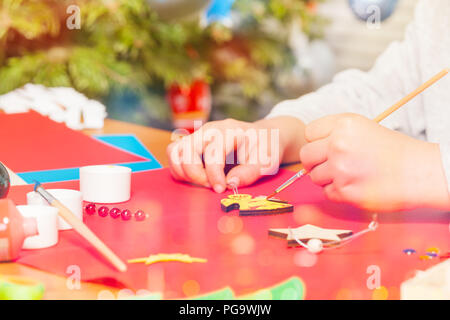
[[204, 144, 227, 193], [304, 115, 338, 142], [169, 166, 185, 182], [204, 163, 226, 193], [309, 162, 333, 187], [203, 134, 237, 193], [178, 137, 210, 187], [181, 160, 209, 188], [226, 164, 262, 188], [324, 183, 342, 203], [300, 138, 329, 171], [229, 142, 279, 187], [229, 142, 263, 187], [167, 142, 188, 181]]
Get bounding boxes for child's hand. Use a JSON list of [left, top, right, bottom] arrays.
[[167, 117, 305, 193], [300, 113, 450, 211]]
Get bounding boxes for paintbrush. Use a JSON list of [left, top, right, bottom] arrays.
[[267, 68, 449, 200], [34, 181, 127, 272]]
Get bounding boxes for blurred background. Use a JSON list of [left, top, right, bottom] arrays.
[[0, 0, 418, 131]]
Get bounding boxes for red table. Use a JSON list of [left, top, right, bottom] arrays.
[[1, 119, 449, 300]]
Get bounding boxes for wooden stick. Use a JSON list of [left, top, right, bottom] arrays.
[[267, 68, 449, 199], [52, 200, 127, 272], [35, 185, 127, 272], [373, 68, 449, 123], [2, 163, 27, 186]]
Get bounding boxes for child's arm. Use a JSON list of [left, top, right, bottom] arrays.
[[264, 0, 450, 206], [267, 51, 423, 140], [166, 0, 450, 208], [300, 113, 450, 211], [266, 1, 426, 151], [267, 1, 428, 136], [167, 116, 307, 193]]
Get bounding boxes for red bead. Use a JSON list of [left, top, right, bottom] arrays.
[[134, 210, 146, 221], [121, 209, 132, 221], [98, 206, 109, 217], [85, 203, 96, 215], [109, 208, 121, 219]]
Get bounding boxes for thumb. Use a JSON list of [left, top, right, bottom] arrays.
[[225, 164, 262, 188]]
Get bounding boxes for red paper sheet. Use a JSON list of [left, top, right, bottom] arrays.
[[0, 111, 146, 172], [8, 169, 449, 299]]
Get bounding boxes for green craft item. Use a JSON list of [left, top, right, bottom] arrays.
[[192, 287, 235, 300], [238, 277, 306, 300], [0, 276, 45, 300]]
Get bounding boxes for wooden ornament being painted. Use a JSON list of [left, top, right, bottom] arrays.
[[221, 194, 293, 216]]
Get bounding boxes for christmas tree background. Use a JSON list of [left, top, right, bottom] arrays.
[[0, 0, 328, 129]]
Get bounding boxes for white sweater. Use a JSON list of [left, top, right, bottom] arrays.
[[267, 0, 450, 193]]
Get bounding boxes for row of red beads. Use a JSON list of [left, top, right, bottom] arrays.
[[84, 203, 147, 221]]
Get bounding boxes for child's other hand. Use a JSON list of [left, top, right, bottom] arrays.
[[300, 113, 450, 211], [167, 117, 303, 193]]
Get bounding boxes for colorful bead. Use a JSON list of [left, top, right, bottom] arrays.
[[426, 247, 440, 255], [86, 205, 146, 222], [134, 210, 146, 221], [426, 252, 438, 258], [98, 206, 109, 217], [403, 249, 416, 255], [85, 203, 96, 215], [109, 208, 121, 219], [121, 209, 132, 221]]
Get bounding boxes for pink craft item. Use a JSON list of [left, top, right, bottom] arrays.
[[0, 199, 38, 262]]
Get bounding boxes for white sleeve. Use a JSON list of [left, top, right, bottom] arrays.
[[266, 12, 421, 135], [266, 0, 450, 194]]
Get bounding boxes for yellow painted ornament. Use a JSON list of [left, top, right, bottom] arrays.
[[128, 253, 207, 265], [221, 194, 293, 216]]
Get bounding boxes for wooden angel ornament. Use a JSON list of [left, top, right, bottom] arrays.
[[220, 194, 293, 216]]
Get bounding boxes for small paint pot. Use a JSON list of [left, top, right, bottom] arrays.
[[27, 189, 83, 230], [16, 205, 59, 250], [80, 165, 131, 204]]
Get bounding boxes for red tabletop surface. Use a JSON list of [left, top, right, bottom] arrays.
[[8, 168, 449, 299]]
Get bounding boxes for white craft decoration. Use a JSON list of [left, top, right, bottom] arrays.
[[16, 205, 59, 250], [282, 216, 379, 254], [0, 84, 107, 130], [401, 260, 450, 300], [27, 189, 83, 230], [80, 165, 131, 204]]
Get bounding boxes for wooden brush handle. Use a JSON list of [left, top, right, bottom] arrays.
[[373, 69, 449, 123], [52, 200, 127, 272]]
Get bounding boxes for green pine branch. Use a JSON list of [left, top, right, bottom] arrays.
[[0, 0, 329, 120]]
